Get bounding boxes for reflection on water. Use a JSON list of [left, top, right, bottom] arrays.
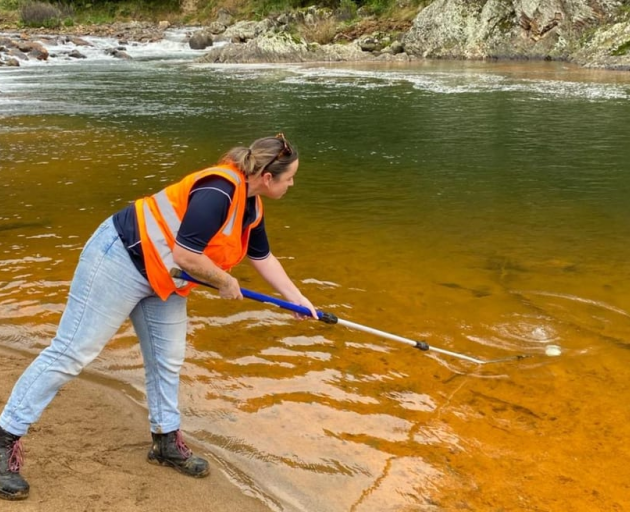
[[1, 53, 630, 511]]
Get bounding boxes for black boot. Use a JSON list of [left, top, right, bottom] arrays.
[[147, 430, 209, 478], [0, 427, 29, 501]]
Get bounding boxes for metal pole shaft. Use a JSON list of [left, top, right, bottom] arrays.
[[337, 318, 487, 364]]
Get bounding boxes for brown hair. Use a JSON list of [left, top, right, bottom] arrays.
[[219, 133, 298, 178]]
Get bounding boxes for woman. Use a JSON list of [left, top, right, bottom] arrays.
[[0, 134, 317, 501]]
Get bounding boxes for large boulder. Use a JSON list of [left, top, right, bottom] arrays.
[[189, 29, 214, 49], [197, 32, 370, 63], [402, 0, 623, 61]]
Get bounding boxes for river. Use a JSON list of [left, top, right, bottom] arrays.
[[1, 30, 630, 511]]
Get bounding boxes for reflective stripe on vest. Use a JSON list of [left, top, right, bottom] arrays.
[[143, 190, 179, 275], [139, 167, 261, 298]]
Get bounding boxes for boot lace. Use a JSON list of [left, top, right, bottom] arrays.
[[175, 431, 192, 459], [8, 438, 24, 473]]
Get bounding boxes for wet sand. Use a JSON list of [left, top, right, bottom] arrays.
[[0, 346, 270, 512]]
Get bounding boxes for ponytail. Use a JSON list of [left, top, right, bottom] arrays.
[[220, 146, 257, 176]]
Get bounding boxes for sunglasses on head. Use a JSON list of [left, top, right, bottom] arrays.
[[275, 132, 292, 156], [262, 133, 293, 173]]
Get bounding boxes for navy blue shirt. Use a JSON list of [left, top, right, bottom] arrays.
[[113, 175, 270, 278]]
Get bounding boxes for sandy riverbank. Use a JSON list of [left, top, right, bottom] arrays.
[[0, 346, 270, 512]]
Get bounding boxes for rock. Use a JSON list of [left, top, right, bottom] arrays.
[[197, 32, 371, 63], [189, 29, 214, 49], [7, 48, 28, 61], [68, 36, 91, 46], [402, 0, 625, 63], [158, 20, 170, 30], [199, 32, 307, 62], [358, 35, 381, 52], [222, 20, 259, 42], [390, 40, 404, 54], [403, 0, 502, 59], [105, 48, 132, 59], [375, 51, 412, 62], [18, 40, 49, 60], [222, 19, 276, 42], [572, 19, 630, 69], [277, 13, 292, 25], [1, 57, 20, 66], [215, 8, 233, 27], [207, 21, 227, 35], [68, 49, 86, 59]]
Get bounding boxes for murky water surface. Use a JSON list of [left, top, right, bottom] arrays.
[[1, 34, 630, 511]]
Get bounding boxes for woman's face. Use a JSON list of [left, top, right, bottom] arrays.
[[261, 159, 299, 200]]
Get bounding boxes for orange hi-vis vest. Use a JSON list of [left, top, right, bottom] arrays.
[[135, 164, 264, 300]]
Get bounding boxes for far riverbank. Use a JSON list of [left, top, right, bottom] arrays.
[[3, 0, 630, 69]]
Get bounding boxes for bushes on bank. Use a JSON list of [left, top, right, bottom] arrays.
[[246, 0, 424, 18], [4, 0, 427, 29], [14, 0, 181, 27], [19, 1, 66, 27]]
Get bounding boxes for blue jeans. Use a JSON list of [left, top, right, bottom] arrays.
[[0, 217, 187, 436]]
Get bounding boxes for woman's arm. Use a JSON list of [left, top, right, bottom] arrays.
[[248, 253, 317, 318], [173, 244, 242, 299], [173, 177, 242, 299]]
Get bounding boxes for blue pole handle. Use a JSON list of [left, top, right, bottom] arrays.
[[172, 269, 338, 324]]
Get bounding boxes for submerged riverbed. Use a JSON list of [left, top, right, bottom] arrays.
[[1, 31, 630, 511]]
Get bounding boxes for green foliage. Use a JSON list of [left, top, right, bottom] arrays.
[[252, 0, 323, 18], [611, 40, 630, 56], [252, 0, 291, 18], [0, 0, 21, 10], [243, 0, 414, 17], [20, 1, 62, 27], [2, 0, 428, 27], [336, 0, 357, 21], [618, 2, 630, 20], [298, 14, 337, 43], [67, 0, 179, 24], [343, 0, 392, 15], [69, 0, 179, 9], [71, 2, 115, 24]]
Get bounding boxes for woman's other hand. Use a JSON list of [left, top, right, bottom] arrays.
[[289, 294, 318, 320]]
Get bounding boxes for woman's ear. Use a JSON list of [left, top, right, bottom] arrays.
[[261, 171, 273, 186]]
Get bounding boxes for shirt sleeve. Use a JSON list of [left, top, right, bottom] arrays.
[[175, 176, 235, 253], [247, 216, 270, 260]]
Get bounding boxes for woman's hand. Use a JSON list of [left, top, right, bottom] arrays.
[[248, 253, 317, 319], [173, 244, 242, 299], [288, 293, 318, 320], [218, 274, 243, 300]]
